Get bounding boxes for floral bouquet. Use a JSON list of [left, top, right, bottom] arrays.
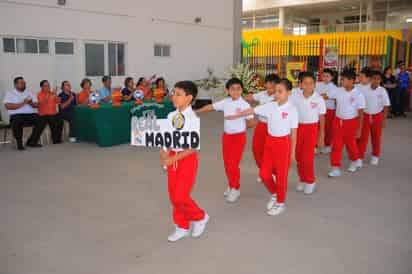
[[222, 63, 264, 95]]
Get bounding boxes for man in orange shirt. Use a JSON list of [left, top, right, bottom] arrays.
[[37, 80, 63, 144]]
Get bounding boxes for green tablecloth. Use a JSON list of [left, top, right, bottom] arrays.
[[74, 99, 175, 147]]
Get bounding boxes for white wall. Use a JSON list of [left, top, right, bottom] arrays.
[[0, 0, 237, 99]]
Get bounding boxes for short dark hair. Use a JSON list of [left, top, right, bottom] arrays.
[[301, 71, 316, 82], [265, 73, 280, 84], [61, 80, 70, 90], [298, 71, 306, 83], [80, 78, 92, 88], [102, 75, 111, 82], [323, 68, 334, 76], [155, 77, 165, 86], [383, 66, 392, 74], [40, 80, 49, 87], [340, 69, 356, 80], [137, 77, 145, 86], [360, 66, 371, 77], [13, 76, 24, 85], [174, 81, 198, 102], [369, 70, 382, 78], [124, 77, 134, 87], [279, 78, 292, 91], [225, 77, 243, 90]]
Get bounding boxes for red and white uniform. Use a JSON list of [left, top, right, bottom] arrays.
[[251, 91, 276, 169], [291, 91, 326, 183], [166, 106, 205, 230], [357, 85, 390, 159], [316, 81, 338, 146], [254, 101, 298, 204], [213, 97, 253, 190], [328, 87, 366, 167]]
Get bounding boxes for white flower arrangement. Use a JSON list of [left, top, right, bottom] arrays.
[[194, 68, 222, 90], [222, 63, 263, 94]]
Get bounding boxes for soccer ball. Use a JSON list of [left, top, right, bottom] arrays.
[[134, 90, 144, 100], [89, 92, 100, 104]]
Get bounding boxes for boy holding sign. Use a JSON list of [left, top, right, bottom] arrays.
[[160, 81, 209, 242]]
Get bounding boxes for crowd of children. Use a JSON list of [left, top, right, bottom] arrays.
[[161, 66, 393, 242]]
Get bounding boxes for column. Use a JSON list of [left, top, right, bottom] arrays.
[[233, 0, 243, 64]]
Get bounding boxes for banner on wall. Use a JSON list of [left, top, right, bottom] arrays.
[[286, 62, 306, 86], [131, 105, 200, 150], [324, 46, 339, 68]]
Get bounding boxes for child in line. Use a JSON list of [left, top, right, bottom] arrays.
[[357, 70, 390, 166], [196, 78, 254, 203], [160, 81, 209, 242], [225, 79, 298, 216], [357, 67, 372, 92], [290, 72, 326, 194], [244, 73, 280, 182], [323, 69, 365, 177], [315, 68, 338, 153]]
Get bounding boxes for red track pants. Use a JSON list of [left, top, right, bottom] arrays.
[[259, 135, 291, 203], [168, 151, 205, 230], [330, 117, 360, 167], [222, 132, 246, 190], [296, 123, 318, 183], [357, 112, 384, 159], [325, 109, 335, 146], [252, 122, 268, 169]]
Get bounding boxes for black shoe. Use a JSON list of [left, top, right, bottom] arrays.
[[401, 113, 407, 118], [26, 143, 42, 148], [17, 144, 25, 151]]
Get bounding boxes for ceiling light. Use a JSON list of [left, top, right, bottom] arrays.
[[407, 18, 412, 23]]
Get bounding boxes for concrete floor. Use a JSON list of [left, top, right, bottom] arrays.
[[1, 112, 411, 274]]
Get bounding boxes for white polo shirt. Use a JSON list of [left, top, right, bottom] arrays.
[[167, 106, 199, 152], [291, 87, 302, 96], [362, 86, 391, 115], [290, 91, 326, 124], [3, 89, 38, 115], [254, 101, 298, 137], [252, 90, 276, 123], [328, 87, 365, 120], [213, 97, 253, 134], [315, 81, 337, 110]]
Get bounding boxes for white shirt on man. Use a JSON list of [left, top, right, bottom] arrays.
[[290, 90, 326, 124], [213, 97, 253, 134], [3, 89, 38, 115], [328, 87, 365, 120], [252, 90, 276, 123], [254, 101, 298, 137], [362, 86, 391, 115], [315, 81, 338, 110]]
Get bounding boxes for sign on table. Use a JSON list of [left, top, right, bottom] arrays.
[[131, 103, 200, 150]]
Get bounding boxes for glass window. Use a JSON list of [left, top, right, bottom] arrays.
[[85, 43, 104, 76], [39, 40, 49, 54], [108, 43, 125, 76], [55, 42, 74, 55], [16, 38, 38, 53], [3, 38, 15, 53]]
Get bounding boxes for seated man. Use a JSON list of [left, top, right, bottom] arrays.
[[58, 81, 77, 142], [99, 75, 112, 103], [37, 80, 63, 144], [3, 76, 43, 150]]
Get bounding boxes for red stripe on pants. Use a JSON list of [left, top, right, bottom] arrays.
[[357, 112, 383, 159], [296, 123, 318, 183], [168, 151, 205, 230], [222, 132, 246, 190], [252, 122, 268, 169], [325, 109, 335, 146], [259, 135, 291, 203], [330, 117, 360, 167]]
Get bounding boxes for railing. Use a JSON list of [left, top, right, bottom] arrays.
[[282, 21, 387, 35]]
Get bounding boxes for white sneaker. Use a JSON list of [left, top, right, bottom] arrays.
[[266, 195, 277, 210], [267, 203, 286, 216], [168, 227, 190, 242], [321, 146, 331, 154], [69, 137, 77, 143], [256, 177, 262, 183], [191, 214, 209, 238], [347, 161, 360, 173], [328, 168, 342, 177], [315, 148, 319, 155], [356, 159, 363, 169], [304, 183, 316, 194], [226, 188, 240, 203], [223, 187, 231, 197], [296, 182, 305, 192], [370, 156, 379, 166]]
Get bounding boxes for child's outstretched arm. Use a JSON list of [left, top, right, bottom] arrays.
[[224, 108, 255, 120], [195, 104, 214, 114]]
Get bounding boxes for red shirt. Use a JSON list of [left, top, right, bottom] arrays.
[[78, 90, 91, 105], [37, 90, 60, 116]]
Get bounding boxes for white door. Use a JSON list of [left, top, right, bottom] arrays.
[[53, 40, 76, 92]]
